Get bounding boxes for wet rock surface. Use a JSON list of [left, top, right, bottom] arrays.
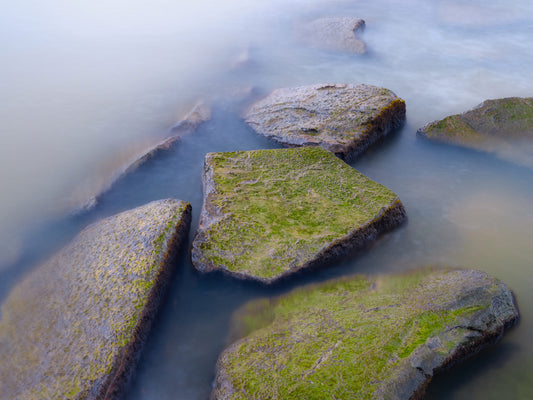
[[243, 83, 406, 161], [0, 199, 191, 400], [295, 17, 366, 54], [191, 147, 406, 284], [211, 268, 519, 400], [417, 97, 533, 161]]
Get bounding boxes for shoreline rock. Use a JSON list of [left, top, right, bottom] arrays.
[[244, 83, 406, 161], [295, 17, 367, 54], [417, 97, 533, 163], [211, 268, 519, 400], [0, 199, 191, 400], [77, 102, 210, 213], [191, 147, 406, 284]]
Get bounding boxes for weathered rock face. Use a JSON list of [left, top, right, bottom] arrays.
[[211, 268, 519, 400], [243, 84, 406, 161], [0, 199, 191, 400], [191, 147, 406, 284], [417, 97, 533, 158], [296, 17, 366, 54]]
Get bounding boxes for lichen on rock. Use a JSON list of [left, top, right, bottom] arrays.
[[243, 83, 406, 161], [211, 268, 519, 400], [417, 97, 533, 163], [191, 147, 406, 283], [0, 199, 191, 400]]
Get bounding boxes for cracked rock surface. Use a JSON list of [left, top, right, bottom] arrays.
[[211, 268, 519, 400], [0, 199, 191, 400], [191, 147, 406, 283], [243, 83, 406, 161]]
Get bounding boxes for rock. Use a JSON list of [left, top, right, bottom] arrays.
[[211, 268, 519, 400], [78, 102, 210, 213], [295, 17, 366, 54], [0, 199, 191, 400], [243, 83, 406, 161], [417, 97, 533, 160], [191, 147, 406, 284]]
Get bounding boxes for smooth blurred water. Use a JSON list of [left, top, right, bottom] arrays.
[[2, 0, 533, 399]]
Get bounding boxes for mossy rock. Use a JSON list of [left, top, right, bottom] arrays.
[[243, 83, 406, 161], [417, 97, 533, 158], [0, 199, 191, 400], [191, 147, 406, 283], [212, 268, 519, 400]]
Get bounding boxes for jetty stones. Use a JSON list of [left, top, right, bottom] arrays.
[[212, 268, 519, 400], [296, 17, 366, 54], [191, 147, 406, 283], [244, 83, 406, 160], [0, 199, 191, 400], [417, 97, 533, 155]]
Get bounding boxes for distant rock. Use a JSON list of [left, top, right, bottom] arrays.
[[0, 199, 191, 400], [244, 83, 406, 160], [296, 17, 366, 54], [417, 97, 533, 163], [211, 268, 519, 400], [191, 147, 406, 284]]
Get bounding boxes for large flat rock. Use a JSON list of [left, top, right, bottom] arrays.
[[243, 84, 406, 160], [211, 268, 519, 400], [0, 199, 191, 400], [191, 147, 406, 283], [417, 97, 533, 163]]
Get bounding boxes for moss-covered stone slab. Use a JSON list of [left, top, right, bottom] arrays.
[[191, 147, 406, 283], [243, 84, 406, 160], [417, 97, 533, 157], [295, 17, 367, 54], [212, 268, 519, 400], [0, 199, 191, 400]]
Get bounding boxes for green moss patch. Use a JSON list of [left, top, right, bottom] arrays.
[[192, 147, 405, 283], [418, 97, 533, 148], [0, 199, 191, 400], [212, 268, 519, 400]]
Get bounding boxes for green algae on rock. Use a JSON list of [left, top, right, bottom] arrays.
[[191, 147, 406, 283], [0, 199, 191, 400], [243, 83, 406, 161], [211, 268, 519, 400], [417, 97, 533, 161]]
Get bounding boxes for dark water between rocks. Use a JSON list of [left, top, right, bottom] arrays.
[[2, 0, 533, 398]]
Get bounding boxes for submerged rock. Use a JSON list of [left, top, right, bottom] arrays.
[[79, 102, 210, 212], [191, 147, 406, 284], [243, 83, 406, 161], [295, 17, 366, 54], [417, 97, 533, 161], [0, 199, 191, 400], [212, 268, 519, 400]]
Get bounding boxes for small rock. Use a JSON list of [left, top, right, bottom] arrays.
[[244, 83, 406, 161], [0, 199, 191, 400], [191, 147, 406, 283], [417, 97, 533, 164], [296, 17, 367, 54]]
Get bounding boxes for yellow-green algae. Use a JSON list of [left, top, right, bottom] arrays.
[[418, 97, 533, 147], [212, 268, 519, 400], [0, 199, 190, 400], [192, 147, 405, 282]]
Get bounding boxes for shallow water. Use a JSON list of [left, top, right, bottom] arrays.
[[2, 0, 533, 399]]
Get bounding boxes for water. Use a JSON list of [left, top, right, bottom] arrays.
[[2, 0, 533, 399]]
